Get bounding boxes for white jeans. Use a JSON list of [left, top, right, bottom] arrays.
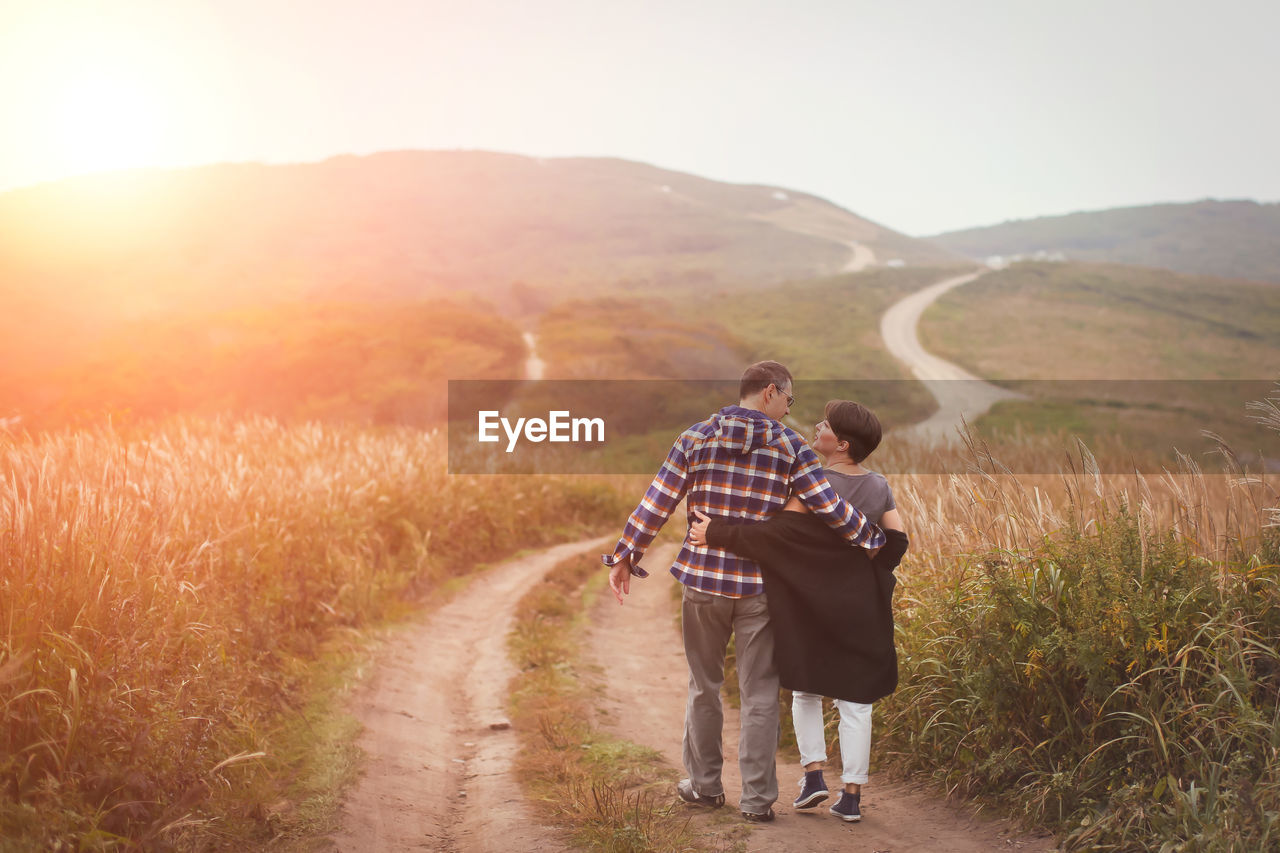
[[792, 691, 871, 785]]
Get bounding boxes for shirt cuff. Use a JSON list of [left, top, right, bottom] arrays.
[[601, 553, 650, 577]]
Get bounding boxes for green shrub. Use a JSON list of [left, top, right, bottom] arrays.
[[880, 507, 1280, 851]]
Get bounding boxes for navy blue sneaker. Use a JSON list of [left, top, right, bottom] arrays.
[[793, 771, 829, 809], [829, 791, 861, 822]]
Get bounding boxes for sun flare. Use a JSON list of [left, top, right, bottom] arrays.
[[49, 71, 166, 176]]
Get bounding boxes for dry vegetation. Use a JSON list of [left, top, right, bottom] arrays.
[[0, 417, 633, 849], [5, 404, 1278, 851], [914, 262, 1280, 461], [700, 412, 1279, 850], [869, 419, 1280, 850], [0, 298, 525, 432], [508, 551, 708, 852]]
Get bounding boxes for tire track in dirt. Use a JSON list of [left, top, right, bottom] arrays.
[[586, 542, 1059, 852], [329, 536, 610, 852]]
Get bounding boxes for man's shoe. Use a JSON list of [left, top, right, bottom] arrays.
[[829, 791, 862, 822], [793, 772, 829, 809], [676, 778, 725, 809], [741, 807, 776, 822]]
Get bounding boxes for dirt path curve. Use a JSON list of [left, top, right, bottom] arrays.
[[839, 240, 876, 273], [587, 542, 1058, 852], [879, 269, 1024, 442], [329, 536, 611, 853], [522, 331, 545, 381]]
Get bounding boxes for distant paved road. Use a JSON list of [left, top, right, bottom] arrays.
[[879, 270, 1023, 442]]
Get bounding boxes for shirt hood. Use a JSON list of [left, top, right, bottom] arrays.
[[712, 405, 780, 454]]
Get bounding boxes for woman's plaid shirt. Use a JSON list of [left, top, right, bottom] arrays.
[[602, 405, 885, 598]]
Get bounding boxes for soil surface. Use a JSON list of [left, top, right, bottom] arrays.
[[328, 537, 610, 852], [585, 542, 1060, 852]]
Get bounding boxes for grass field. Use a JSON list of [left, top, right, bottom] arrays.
[[4, 406, 1278, 850], [916, 261, 1280, 463], [0, 418, 634, 849], [719, 420, 1280, 849], [0, 298, 526, 432], [5, 253, 1280, 850], [875, 422, 1280, 850], [517, 267, 972, 476], [508, 550, 709, 852], [695, 266, 975, 431]]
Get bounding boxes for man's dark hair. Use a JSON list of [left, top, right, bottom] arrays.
[[824, 399, 882, 463], [738, 361, 793, 401]]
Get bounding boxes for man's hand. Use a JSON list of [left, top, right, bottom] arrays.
[[689, 509, 711, 548], [608, 556, 632, 605]]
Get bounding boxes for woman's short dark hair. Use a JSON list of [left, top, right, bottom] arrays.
[[824, 399, 882, 463], [738, 361, 793, 400]]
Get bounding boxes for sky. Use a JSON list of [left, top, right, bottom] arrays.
[[2, 0, 1277, 236]]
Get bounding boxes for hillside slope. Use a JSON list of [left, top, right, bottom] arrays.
[[0, 151, 956, 331], [0, 151, 959, 429], [915, 261, 1280, 460], [927, 199, 1280, 282]]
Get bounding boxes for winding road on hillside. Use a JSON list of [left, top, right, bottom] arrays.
[[770, 208, 1020, 440], [879, 269, 1024, 441]]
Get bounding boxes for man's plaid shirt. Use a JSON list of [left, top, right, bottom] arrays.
[[603, 405, 885, 598]]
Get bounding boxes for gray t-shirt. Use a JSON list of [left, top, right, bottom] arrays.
[[824, 468, 896, 528]]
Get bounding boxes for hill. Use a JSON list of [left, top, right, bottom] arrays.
[[927, 199, 1280, 282], [0, 151, 957, 330], [0, 151, 961, 429], [915, 261, 1280, 462]]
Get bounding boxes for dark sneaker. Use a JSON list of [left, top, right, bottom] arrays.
[[741, 807, 776, 823], [793, 773, 829, 809], [676, 778, 725, 809], [829, 791, 862, 822]]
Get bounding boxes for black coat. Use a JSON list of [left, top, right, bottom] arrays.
[[706, 512, 908, 704]]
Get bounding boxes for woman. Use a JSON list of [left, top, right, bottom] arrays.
[[689, 400, 906, 823]]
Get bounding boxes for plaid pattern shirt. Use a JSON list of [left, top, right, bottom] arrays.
[[602, 405, 885, 598]]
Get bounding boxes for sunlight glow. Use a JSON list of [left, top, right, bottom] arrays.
[[1, 2, 228, 189], [49, 70, 167, 176]]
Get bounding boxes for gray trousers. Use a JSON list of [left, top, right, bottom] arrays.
[[680, 585, 779, 814]]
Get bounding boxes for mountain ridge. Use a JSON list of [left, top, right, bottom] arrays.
[[0, 150, 960, 328], [927, 198, 1280, 283]]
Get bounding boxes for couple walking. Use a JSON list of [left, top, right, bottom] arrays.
[[604, 360, 908, 824]]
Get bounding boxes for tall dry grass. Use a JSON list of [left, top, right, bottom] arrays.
[[870, 422, 1280, 850], [0, 416, 632, 849]]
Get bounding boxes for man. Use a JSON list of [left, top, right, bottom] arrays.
[[603, 361, 885, 822]]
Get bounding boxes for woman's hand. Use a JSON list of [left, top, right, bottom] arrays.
[[688, 508, 712, 548]]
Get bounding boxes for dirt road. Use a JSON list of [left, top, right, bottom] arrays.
[[328, 537, 610, 852], [327, 268, 1058, 850], [586, 543, 1057, 852], [522, 331, 545, 381], [879, 269, 1023, 442]]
